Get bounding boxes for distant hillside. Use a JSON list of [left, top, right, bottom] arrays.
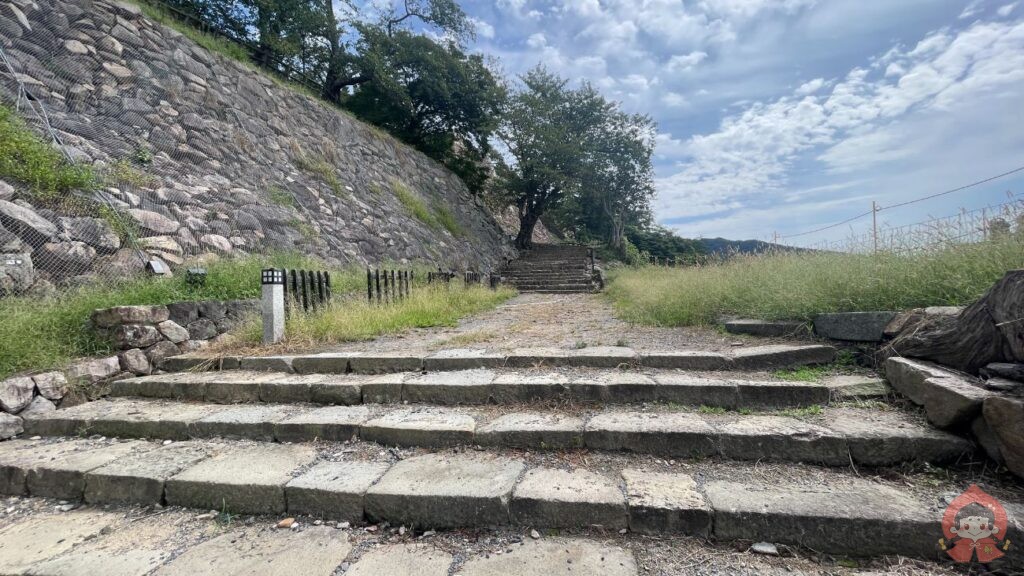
[[697, 238, 801, 255]]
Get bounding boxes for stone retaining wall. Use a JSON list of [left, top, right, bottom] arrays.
[[0, 299, 255, 439], [0, 0, 512, 294]]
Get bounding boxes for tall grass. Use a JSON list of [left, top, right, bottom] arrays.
[[0, 104, 96, 202], [606, 236, 1024, 326], [233, 284, 516, 346], [0, 254, 361, 378]]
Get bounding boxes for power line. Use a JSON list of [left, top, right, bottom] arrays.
[[780, 163, 1024, 240]]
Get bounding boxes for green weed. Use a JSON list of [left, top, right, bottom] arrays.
[[268, 186, 296, 207], [0, 103, 96, 201]]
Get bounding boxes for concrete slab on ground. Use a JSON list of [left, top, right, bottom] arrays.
[[273, 405, 371, 443], [360, 407, 476, 447], [459, 538, 638, 576], [345, 543, 453, 576], [153, 526, 351, 575], [164, 443, 316, 514], [84, 441, 215, 505], [584, 412, 718, 458], [622, 469, 711, 536], [511, 467, 627, 529], [285, 460, 391, 520], [476, 413, 585, 449], [364, 453, 524, 528], [0, 511, 118, 574]]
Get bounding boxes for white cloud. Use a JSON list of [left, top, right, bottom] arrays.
[[470, 17, 495, 39], [960, 0, 985, 19], [667, 51, 708, 72], [998, 3, 1018, 16], [526, 32, 547, 48], [794, 77, 826, 95], [654, 16, 1024, 227], [661, 92, 689, 107]]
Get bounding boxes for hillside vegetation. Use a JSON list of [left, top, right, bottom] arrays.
[[606, 235, 1024, 326]]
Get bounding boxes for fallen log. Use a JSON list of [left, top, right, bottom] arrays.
[[884, 269, 1024, 374]]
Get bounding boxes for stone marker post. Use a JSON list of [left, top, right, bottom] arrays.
[[261, 268, 286, 344]]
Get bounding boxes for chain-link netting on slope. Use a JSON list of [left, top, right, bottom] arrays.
[[0, 0, 508, 298]]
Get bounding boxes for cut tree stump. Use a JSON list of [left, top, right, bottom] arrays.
[[884, 269, 1024, 374]]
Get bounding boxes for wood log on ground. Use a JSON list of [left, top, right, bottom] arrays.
[[884, 269, 1024, 374]]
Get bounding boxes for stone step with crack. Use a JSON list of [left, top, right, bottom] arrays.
[[111, 369, 833, 409], [161, 344, 837, 373], [0, 437, 1013, 564], [21, 400, 972, 467]]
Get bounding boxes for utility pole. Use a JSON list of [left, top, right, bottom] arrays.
[[871, 201, 879, 254]]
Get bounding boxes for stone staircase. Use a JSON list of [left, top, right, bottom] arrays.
[[2, 344, 1022, 569], [501, 244, 597, 293]]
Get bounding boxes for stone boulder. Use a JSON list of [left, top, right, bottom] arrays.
[[983, 396, 1024, 480], [186, 318, 218, 340], [19, 395, 56, 418], [65, 356, 121, 385], [95, 248, 147, 277], [145, 340, 181, 367], [92, 305, 170, 328], [0, 413, 23, 440], [38, 241, 96, 275], [111, 324, 163, 349], [33, 372, 67, 401], [0, 252, 34, 295], [157, 320, 189, 343], [0, 179, 13, 200], [0, 223, 25, 251], [0, 200, 57, 246], [0, 376, 35, 414], [128, 209, 179, 235], [58, 217, 121, 253], [118, 348, 152, 375]]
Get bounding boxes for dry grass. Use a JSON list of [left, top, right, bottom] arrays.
[[607, 235, 1024, 326], [230, 284, 516, 348]]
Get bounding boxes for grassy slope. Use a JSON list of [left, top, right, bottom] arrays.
[[606, 236, 1024, 326], [0, 254, 359, 378]]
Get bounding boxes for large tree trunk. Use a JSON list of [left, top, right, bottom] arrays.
[[884, 269, 1024, 373], [515, 211, 540, 250]]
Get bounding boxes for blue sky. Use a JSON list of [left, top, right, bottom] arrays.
[[453, 0, 1024, 245]]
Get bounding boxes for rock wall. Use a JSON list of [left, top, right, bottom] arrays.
[[0, 0, 512, 293]]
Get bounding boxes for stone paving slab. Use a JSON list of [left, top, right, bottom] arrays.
[[825, 408, 973, 466], [402, 369, 497, 404], [85, 400, 224, 440], [291, 352, 360, 374], [714, 415, 848, 465], [0, 511, 119, 574], [345, 543, 454, 576], [490, 371, 571, 402], [637, 351, 732, 370], [622, 469, 710, 536], [734, 380, 831, 409], [459, 538, 638, 576], [256, 373, 328, 403], [308, 376, 363, 405], [704, 477, 938, 557], [423, 349, 506, 371], [476, 413, 585, 449], [651, 374, 738, 408], [273, 405, 371, 443], [348, 352, 423, 374], [285, 460, 391, 520], [22, 548, 171, 576], [153, 526, 352, 575], [505, 347, 571, 368], [192, 404, 301, 440], [825, 375, 891, 399], [730, 344, 836, 369], [360, 373, 407, 403], [238, 355, 296, 373], [565, 346, 638, 368], [164, 444, 316, 514], [885, 357, 993, 428], [511, 467, 627, 529], [724, 319, 809, 337], [0, 439, 84, 495], [84, 441, 215, 505], [364, 453, 524, 528], [26, 440, 155, 500], [360, 407, 476, 447], [584, 412, 719, 458]]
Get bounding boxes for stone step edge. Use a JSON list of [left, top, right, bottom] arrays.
[[0, 439, 1004, 562], [162, 344, 837, 374], [111, 370, 833, 409], [22, 400, 972, 467]]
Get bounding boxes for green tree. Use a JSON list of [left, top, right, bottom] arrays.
[[496, 67, 656, 250]]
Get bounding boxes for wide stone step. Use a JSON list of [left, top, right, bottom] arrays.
[[508, 283, 595, 291], [518, 287, 597, 293], [109, 369, 833, 408], [162, 344, 838, 374], [21, 400, 972, 466], [0, 437, 1010, 564]]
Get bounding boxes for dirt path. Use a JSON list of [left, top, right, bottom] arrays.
[[325, 293, 816, 354]]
